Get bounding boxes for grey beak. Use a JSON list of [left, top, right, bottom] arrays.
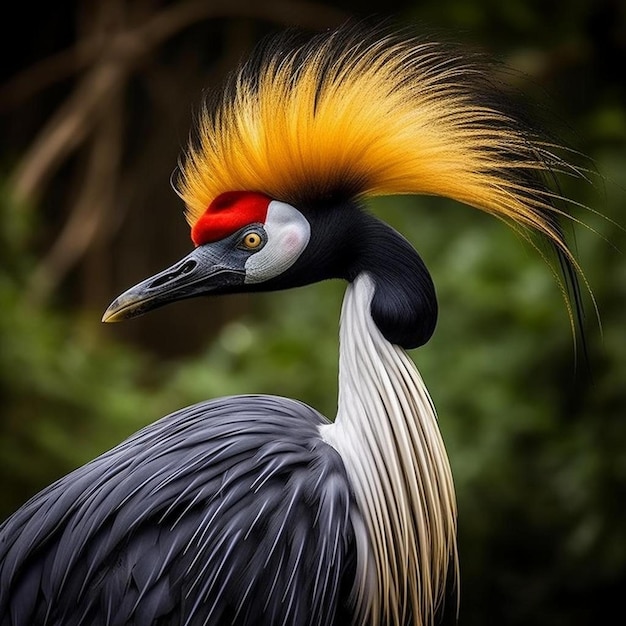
[[102, 244, 246, 322]]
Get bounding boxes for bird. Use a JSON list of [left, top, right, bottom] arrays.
[[0, 22, 587, 626]]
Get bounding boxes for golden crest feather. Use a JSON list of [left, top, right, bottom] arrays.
[[177, 23, 591, 349], [177, 25, 578, 251]]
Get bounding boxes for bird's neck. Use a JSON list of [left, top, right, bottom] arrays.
[[320, 273, 457, 626], [344, 212, 438, 350]]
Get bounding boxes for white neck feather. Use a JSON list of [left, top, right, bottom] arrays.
[[320, 273, 458, 626]]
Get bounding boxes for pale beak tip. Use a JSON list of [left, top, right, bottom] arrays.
[[101, 307, 118, 323], [101, 298, 128, 323]]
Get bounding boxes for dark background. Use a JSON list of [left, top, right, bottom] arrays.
[[1, 1, 625, 624]]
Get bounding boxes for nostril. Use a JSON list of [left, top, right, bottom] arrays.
[[181, 260, 197, 274], [148, 260, 197, 289], [149, 275, 172, 289]]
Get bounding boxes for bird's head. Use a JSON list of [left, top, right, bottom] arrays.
[[102, 190, 346, 318], [102, 187, 435, 347], [103, 24, 587, 350]]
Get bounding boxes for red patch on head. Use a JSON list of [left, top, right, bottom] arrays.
[[191, 191, 271, 246]]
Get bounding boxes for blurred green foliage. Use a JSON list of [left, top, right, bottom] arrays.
[[1, 1, 625, 624]]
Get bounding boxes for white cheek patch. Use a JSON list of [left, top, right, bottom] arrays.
[[244, 201, 311, 284]]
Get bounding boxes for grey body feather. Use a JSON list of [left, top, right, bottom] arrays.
[[0, 395, 356, 626]]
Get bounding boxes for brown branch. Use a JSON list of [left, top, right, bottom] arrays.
[[26, 89, 124, 306], [0, 43, 102, 112], [9, 60, 128, 205], [129, 0, 349, 43]]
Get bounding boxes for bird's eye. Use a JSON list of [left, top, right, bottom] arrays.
[[241, 231, 264, 250]]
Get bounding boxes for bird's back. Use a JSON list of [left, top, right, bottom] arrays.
[[0, 395, 356, 626]]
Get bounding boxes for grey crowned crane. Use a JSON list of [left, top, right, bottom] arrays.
[[0, 23, 587, 626]]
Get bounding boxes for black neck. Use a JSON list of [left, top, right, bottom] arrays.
[[344, 211, 437, 349], [261, 202, 438, 349]]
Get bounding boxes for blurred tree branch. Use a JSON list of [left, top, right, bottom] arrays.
[[27, 82, 123, 306]]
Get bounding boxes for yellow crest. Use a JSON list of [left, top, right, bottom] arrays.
[[176, 24, 585, 276]]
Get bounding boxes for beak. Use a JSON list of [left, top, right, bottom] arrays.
[[102, 244, 246, 322]]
